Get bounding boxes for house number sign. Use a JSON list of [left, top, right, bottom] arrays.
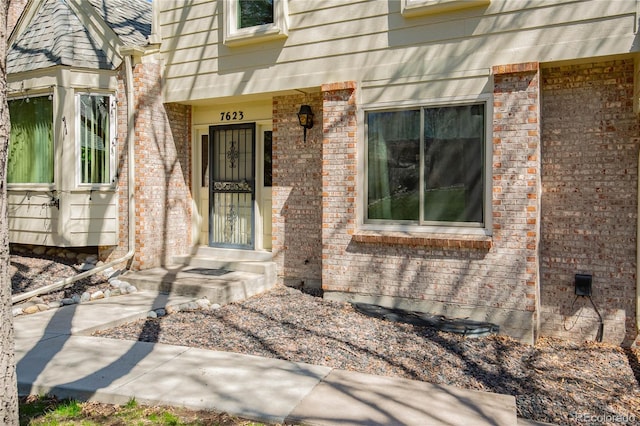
[[220, 111, 244, 121]]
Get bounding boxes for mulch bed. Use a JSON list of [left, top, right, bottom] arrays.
[[10, 254, 640, 425], [94, 285, 640, 426], [10, 253, 112, 304]]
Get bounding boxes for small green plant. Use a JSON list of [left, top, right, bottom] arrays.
[[124, 397, 138, 409], [19, 394, 271, 425], [53, 399, 82, 418]]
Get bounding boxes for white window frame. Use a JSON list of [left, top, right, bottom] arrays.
[[75, 92, 117, 188], [401, 0, 490, 17], [359, 96, 492, 236], [224, 0, 288, 46]]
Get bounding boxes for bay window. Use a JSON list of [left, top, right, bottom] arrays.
[[366, 103, 486, 227], [8, 96, 54, 184], [77, 93, 115, 185]]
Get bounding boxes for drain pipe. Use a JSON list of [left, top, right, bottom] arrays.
[[12, 54, 137, 305], [637, 140, 640, 345]]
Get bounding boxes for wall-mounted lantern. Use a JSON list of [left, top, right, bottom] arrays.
[[297, 104, 314, 142]]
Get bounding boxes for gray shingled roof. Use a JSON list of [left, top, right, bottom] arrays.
[[87, 0, 151, 47], [8, 0, 151, 74]]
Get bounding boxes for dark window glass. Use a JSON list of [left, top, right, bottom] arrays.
[[238, 0, 274, 29], [264, 131, 272, 187]]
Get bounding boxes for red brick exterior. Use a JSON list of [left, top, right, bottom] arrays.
[[539, 59, 639, 345], [8, 0, 28, 34], [317, 76, 542, 342], [492, 65, 542, 317], [272, 92, 324, 288], [102, 61, 192, 270]]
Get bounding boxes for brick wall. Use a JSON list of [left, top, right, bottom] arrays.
[[272, 92, 323, 288], [320, 74, 542, 343], [8, 0, 28, 34], [540, 59, 639, 345], [102, 60, 192, 270]]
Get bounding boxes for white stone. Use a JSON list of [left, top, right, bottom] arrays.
[[90, 290, 105, 300], [125, 285, 137, 293], [210, 303, 221, 310], [48, 301, 62, 309], [12, 308, 23, 316], [80, 292, 91, 303], [196, 298, 211, 309], [104, 289, 111, 298], [147, 310, 158, 318]]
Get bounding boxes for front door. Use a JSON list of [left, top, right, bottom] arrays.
[[209, 123, 255, 249]]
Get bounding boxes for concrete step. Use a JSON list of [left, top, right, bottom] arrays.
[[122, 265, 273, 306], [122, 247, 277, 306]]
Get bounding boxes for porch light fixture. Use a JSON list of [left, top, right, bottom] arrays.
[[297, 104, 314, 142]]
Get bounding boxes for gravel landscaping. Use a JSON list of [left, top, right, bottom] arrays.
[[10, 252, 640, 425]]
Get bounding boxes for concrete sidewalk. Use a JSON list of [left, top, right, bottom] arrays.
[[14, 290, 522, 425]]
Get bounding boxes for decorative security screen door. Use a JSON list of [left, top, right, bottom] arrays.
[[209, 123, 255, 249]]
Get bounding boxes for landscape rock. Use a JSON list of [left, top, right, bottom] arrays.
[[80, 263, 95, 271], [61, 298, 75, 306], [23, 305, 39, 315], [80, 292, 91, 303], [147, 310, 158, 318], [12, 307, 23, 316], [48, 301, 62, 309], [90, 290, 105, 300]]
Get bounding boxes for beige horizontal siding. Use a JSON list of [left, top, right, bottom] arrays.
[[8, 190, 117, 247], [160, 0, 637, 103]]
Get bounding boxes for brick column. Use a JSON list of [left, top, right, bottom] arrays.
[[321, 82, 357, 289], [272, 92, 323, 289], [104, 61, 192, 270], [492, 63, 542, 322]]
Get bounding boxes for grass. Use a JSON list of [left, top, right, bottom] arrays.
[[19, 395, 269, 426]]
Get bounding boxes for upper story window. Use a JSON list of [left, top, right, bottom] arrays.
[[401, 0, 490, 17], [77, 93, 116, 185], [8, 96, 54, 184], [224, 0, 288, 46], [365, 102, 487, 229], [238, 0, 273, 28]]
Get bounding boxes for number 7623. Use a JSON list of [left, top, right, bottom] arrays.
[[220, 111, 244, 121]]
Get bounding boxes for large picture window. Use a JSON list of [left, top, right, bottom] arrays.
[[77, 94, 115, 185], [366, 103, 485, 227], [8, 96, 54, 184]]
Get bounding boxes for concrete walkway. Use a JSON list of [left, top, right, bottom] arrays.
[[13, 290, 526, 425]]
